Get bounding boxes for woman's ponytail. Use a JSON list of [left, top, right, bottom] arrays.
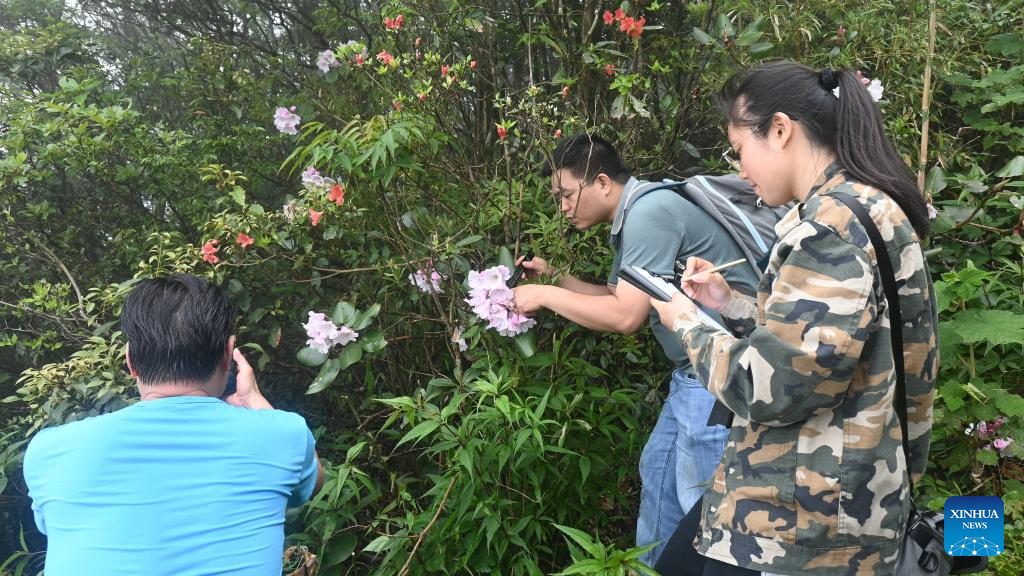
[[717, 61, 931, 239]]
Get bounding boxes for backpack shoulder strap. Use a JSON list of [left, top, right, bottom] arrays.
[[830, 191, 913, 492]]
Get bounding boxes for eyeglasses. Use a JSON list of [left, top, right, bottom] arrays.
[[721, 150, 741, 172]]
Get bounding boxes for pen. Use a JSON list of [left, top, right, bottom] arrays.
[[679, 258, 747, 282]]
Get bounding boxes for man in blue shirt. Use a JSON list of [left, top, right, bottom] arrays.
[[23, 274, 324, 576], [512, 134, 758, 565]]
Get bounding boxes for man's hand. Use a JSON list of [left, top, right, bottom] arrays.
[[223, 348, 274, 410], [512, 284, 551, 315], [516, 254, 557, 281]]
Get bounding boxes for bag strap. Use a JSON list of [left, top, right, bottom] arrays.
[[693, 175, 770, 254], [830, 192, 914, 493]]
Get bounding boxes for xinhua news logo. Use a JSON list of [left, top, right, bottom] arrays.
[[944, 496, 1004, 557]]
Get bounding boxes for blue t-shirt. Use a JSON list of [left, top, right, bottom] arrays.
[[23, 396, 319, 576]]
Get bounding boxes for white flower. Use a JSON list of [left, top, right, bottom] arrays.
[[409, 268, 444, 294], [273, 107, 301, 135], [866, 79, 884, 102], [927, 202, 938, 220], [833, 78, 884, 103], [316, 49, 338, 74]]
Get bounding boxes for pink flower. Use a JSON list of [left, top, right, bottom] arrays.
[[303, 311, 359, 354], [441, 64, 450, 76], [561, 86, 570, 97], [418, 92, 427, 102], [328, 184, 345, 206], [302, 166, 324, 186], [309, 208, 324, 227], [235, 233, 254, 248], [355, 53, 365, 65], [317, 49, 338, 73], [993, 438, 1012, 450], [464, 266, 535, 337], [273, 107, 301, 135], [415, 37, 422, 47], [376, 50, 395, 65], [604, 64, 615, 76], [201, 240, 220, 264], [603, 10, 614, 25], [409, 266, 444, 293], [453, 325, 468, 352], [619, 16, 634, 32], [470, 60, 477, 70], [614, 8, 625, 21], [384, 14, 404, 30], [554, 129, 562, 138], [393, 100, 402, 111], [496, 125, 507, 140]]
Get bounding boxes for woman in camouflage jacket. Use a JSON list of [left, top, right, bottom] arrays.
[[651, 61, 938, 575]]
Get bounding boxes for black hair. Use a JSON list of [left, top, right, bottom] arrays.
[[121, 274, 237, 385], [542, 133, 631, 185], [717, 60, 930, 238]]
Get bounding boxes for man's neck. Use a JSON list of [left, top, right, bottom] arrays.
[[138, 383, 218, 401], [604, 180, 628, 224]]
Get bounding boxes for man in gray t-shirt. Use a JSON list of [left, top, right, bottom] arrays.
[[512, 134, 757, 566]]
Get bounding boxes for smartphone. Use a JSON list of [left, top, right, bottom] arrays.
[[223, 361, 238, 397], [506, 250, 535, 287]]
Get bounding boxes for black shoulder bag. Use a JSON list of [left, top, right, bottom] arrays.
[[832, 192, 987, 576]]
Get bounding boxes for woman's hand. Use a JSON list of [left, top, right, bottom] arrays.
[[680, 256, 734, 312], [650, 292, 697, 330]]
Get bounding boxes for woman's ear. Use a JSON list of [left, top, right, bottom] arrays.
[[769, 112, 795, 150]]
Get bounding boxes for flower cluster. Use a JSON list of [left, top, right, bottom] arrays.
[[603, 8, 645, 38], [274, 106, 301, 135], [317, 49, 339, 74], [384, 14, 404, 30], [201, 240, 220, 264], [376, 50, 395, 65], [409, 265, 444, 294], [465, 265, 536, 337], [833, 71, 884, 102], [966, 417, 1014, 457], [303, 311, 359, 354]]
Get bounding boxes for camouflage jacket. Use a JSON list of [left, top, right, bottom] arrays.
[[673, 166, 939, 575]]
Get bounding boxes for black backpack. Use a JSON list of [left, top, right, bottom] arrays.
[[620, 175, 791, 278]]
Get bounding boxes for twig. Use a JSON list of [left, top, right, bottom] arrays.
[[397, 474, 459, 576], [917, 1, 938, 194]]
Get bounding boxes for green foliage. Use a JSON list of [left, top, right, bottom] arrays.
[[1, 0, 1023, 574]]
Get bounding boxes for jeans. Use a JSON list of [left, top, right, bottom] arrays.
[[637, 370, 729, 567]]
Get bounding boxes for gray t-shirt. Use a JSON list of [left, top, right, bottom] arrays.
[[607, 177, 759, 370]]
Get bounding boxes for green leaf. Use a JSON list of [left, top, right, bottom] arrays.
[[398, 419, 441, 446], [976, 448, 998, 466], [748, 42, 773, 54], [952, 310, 1024, 345], [337, 342, 363, 369], [296, 346, 328, 367], [229, 186, 245, 206], [361, 329, 388, 353], [363, 535, 393, 553], [692, 25, 720, 45], [346, 441, 367, 461], [456, 235, 483, 248], [322, 533, 358, 567], [996, 156, 1024, 178], [925, 165, 946, 195], [307, 358, 340, 394], [498, 246, 515, 270], [611, 93, 626, 119], [351, 303, 381, 330], [553, 524, 603, 557], [513, 331, 536, 358], [331, 301, 357, 325]]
